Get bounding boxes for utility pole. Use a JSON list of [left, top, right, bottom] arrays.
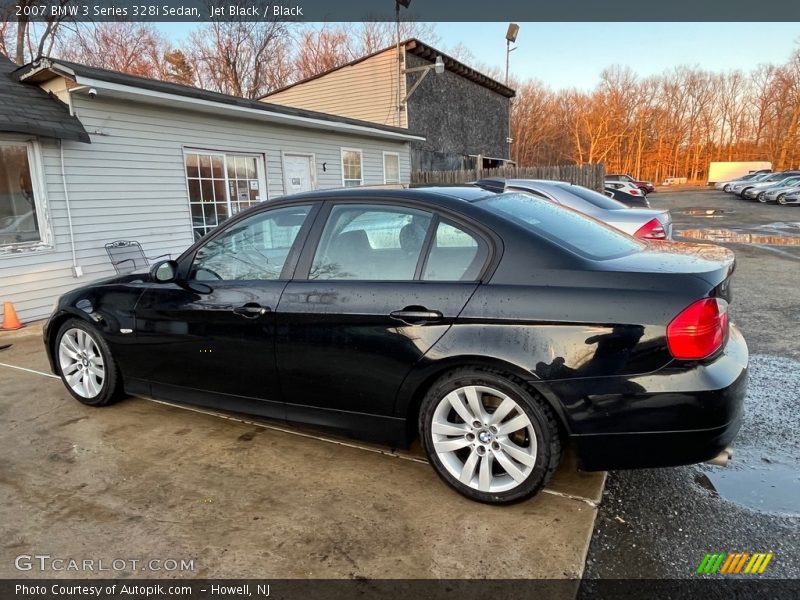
[[505, 23, 519, 166]]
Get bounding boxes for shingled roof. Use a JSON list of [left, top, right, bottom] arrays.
[[17, 57, 421, 141], [0, 55, 89, 143]]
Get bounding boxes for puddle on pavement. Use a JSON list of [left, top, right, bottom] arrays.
[[696, 451, 800, 516], [678, 228, 800, 246], [755, 221, 800, 232], [678, 208, 731, 217]]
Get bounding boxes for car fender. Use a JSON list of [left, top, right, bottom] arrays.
[[393, 350, 572, 439], [44, 282, 149, 375]]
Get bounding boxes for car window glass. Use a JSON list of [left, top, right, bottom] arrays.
[[480, 193, 644, 260], [311, 204, 433, 280], [423, 221, 487, 281], [190, 206, 311, 281]]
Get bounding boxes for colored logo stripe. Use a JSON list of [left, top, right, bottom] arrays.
[[697, 552, 773, 574]]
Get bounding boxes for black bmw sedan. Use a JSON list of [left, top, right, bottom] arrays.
[[44, 187, 748, 504]]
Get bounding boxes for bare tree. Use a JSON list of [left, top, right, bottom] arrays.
[[189, 19, 293, 98], [291, 24, 354, 81], [2, 0, 76, 64], [57, 22, 169, 78]]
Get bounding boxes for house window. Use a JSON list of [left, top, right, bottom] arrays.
[[185, 151, 267, 240], [0, 140, 48, 249], [383, 152, 400, 184], [341, 148, 363, 187]]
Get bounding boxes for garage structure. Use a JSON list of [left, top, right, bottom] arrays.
[[263, 38, 515, 172], [0, 55, 421, 323]]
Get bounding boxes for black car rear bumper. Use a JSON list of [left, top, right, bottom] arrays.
[[567, 325, 748, 471]]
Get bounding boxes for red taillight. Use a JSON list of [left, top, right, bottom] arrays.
[[666, 298, 729, 360], [634, 218, 666, 239], [630, 188, 640, 195]]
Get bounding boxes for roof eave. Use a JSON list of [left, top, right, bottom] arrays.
[[72, 75, 425, 142], [0, 122, 90, 143]]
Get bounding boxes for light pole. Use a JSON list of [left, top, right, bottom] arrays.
[[396, 1, 412, 126], [505, 23, 519, 166]]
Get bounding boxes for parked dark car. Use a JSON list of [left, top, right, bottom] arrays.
[[44, 187, 748, 505], [606, 173, 656, 194]]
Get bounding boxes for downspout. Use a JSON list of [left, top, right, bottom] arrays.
[[59, 139, 81, 278], [60, 85, 91, 278]]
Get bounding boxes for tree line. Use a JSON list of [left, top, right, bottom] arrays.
[[509, 58, 800, 182], [2, 13, 798, 181]]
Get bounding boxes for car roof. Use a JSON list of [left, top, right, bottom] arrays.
[[273, 185, 497, 206]]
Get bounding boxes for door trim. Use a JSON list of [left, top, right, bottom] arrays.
[[281, 151, 316, 195]]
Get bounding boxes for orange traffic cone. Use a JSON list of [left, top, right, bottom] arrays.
[[1, 302, 24, 330]]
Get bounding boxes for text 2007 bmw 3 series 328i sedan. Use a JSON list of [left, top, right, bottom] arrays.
[[44, 187, 748, 505]]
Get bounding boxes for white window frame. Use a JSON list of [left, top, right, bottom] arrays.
[[182, 148, 268, 238], [382, 151, 401, 184], [0, 137, 53, 256], [340, 147, 364, 187]]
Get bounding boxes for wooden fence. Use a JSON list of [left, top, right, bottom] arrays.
[[411, 164, 606, 192]]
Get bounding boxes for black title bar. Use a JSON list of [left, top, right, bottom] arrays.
[[2, 579, 800, 600], [3, 0, 800, 22]]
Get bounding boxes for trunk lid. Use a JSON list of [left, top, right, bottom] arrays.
[[602, 240, 735, 293]]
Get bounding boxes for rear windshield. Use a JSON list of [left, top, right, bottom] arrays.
[[479, 193, 645, 260], [552, 183, 629, 210]]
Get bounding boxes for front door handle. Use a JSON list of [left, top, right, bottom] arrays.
[[389, 307, 443, 325], [232, 303, 271, 319]]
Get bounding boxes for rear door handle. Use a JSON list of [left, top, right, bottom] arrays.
[[389, 307, 443, 325], [232, 304, 271, 319]]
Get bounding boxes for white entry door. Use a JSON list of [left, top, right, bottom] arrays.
[[283, 154, 315, 194]]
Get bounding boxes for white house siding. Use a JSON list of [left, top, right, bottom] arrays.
[[0, 93, 411, 323], [265, 48, 408, 128]]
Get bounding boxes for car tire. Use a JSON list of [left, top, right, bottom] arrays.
[[723, 184, 731, 193], [777, 194, 787, 205], [419, 367, 562, 504], [757, 192, 767, 203], [55, 318, 123, 407]]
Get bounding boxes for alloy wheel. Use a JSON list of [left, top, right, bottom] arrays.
[[758, 192, 767, 203], [777, 194, 787, 205], [431, 385, 537, 493], [58, 327, 105, 399]]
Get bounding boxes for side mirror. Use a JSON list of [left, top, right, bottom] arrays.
[[150, 260, 179, 283]]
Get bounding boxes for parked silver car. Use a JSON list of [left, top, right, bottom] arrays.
[[475, 178, 672, 239], [731, 172, 800, 197], [755, 176, 800, 203], [779, 189, 800, 205], [742, 174, 800, 201], [715, 171, 771, 191]]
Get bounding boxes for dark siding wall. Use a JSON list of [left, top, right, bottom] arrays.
[[405, 53, 509, 171]]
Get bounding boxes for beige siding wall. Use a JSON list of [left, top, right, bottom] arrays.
[[266, 49, 407, 128], [0, 92, 411, 323]]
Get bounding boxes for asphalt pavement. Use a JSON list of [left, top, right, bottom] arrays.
[[583, 189, 800, 581]]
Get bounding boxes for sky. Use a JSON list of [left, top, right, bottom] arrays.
[[159, 22, 799, 90]]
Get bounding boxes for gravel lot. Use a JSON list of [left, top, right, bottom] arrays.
[[584, 189, 800, 580]]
